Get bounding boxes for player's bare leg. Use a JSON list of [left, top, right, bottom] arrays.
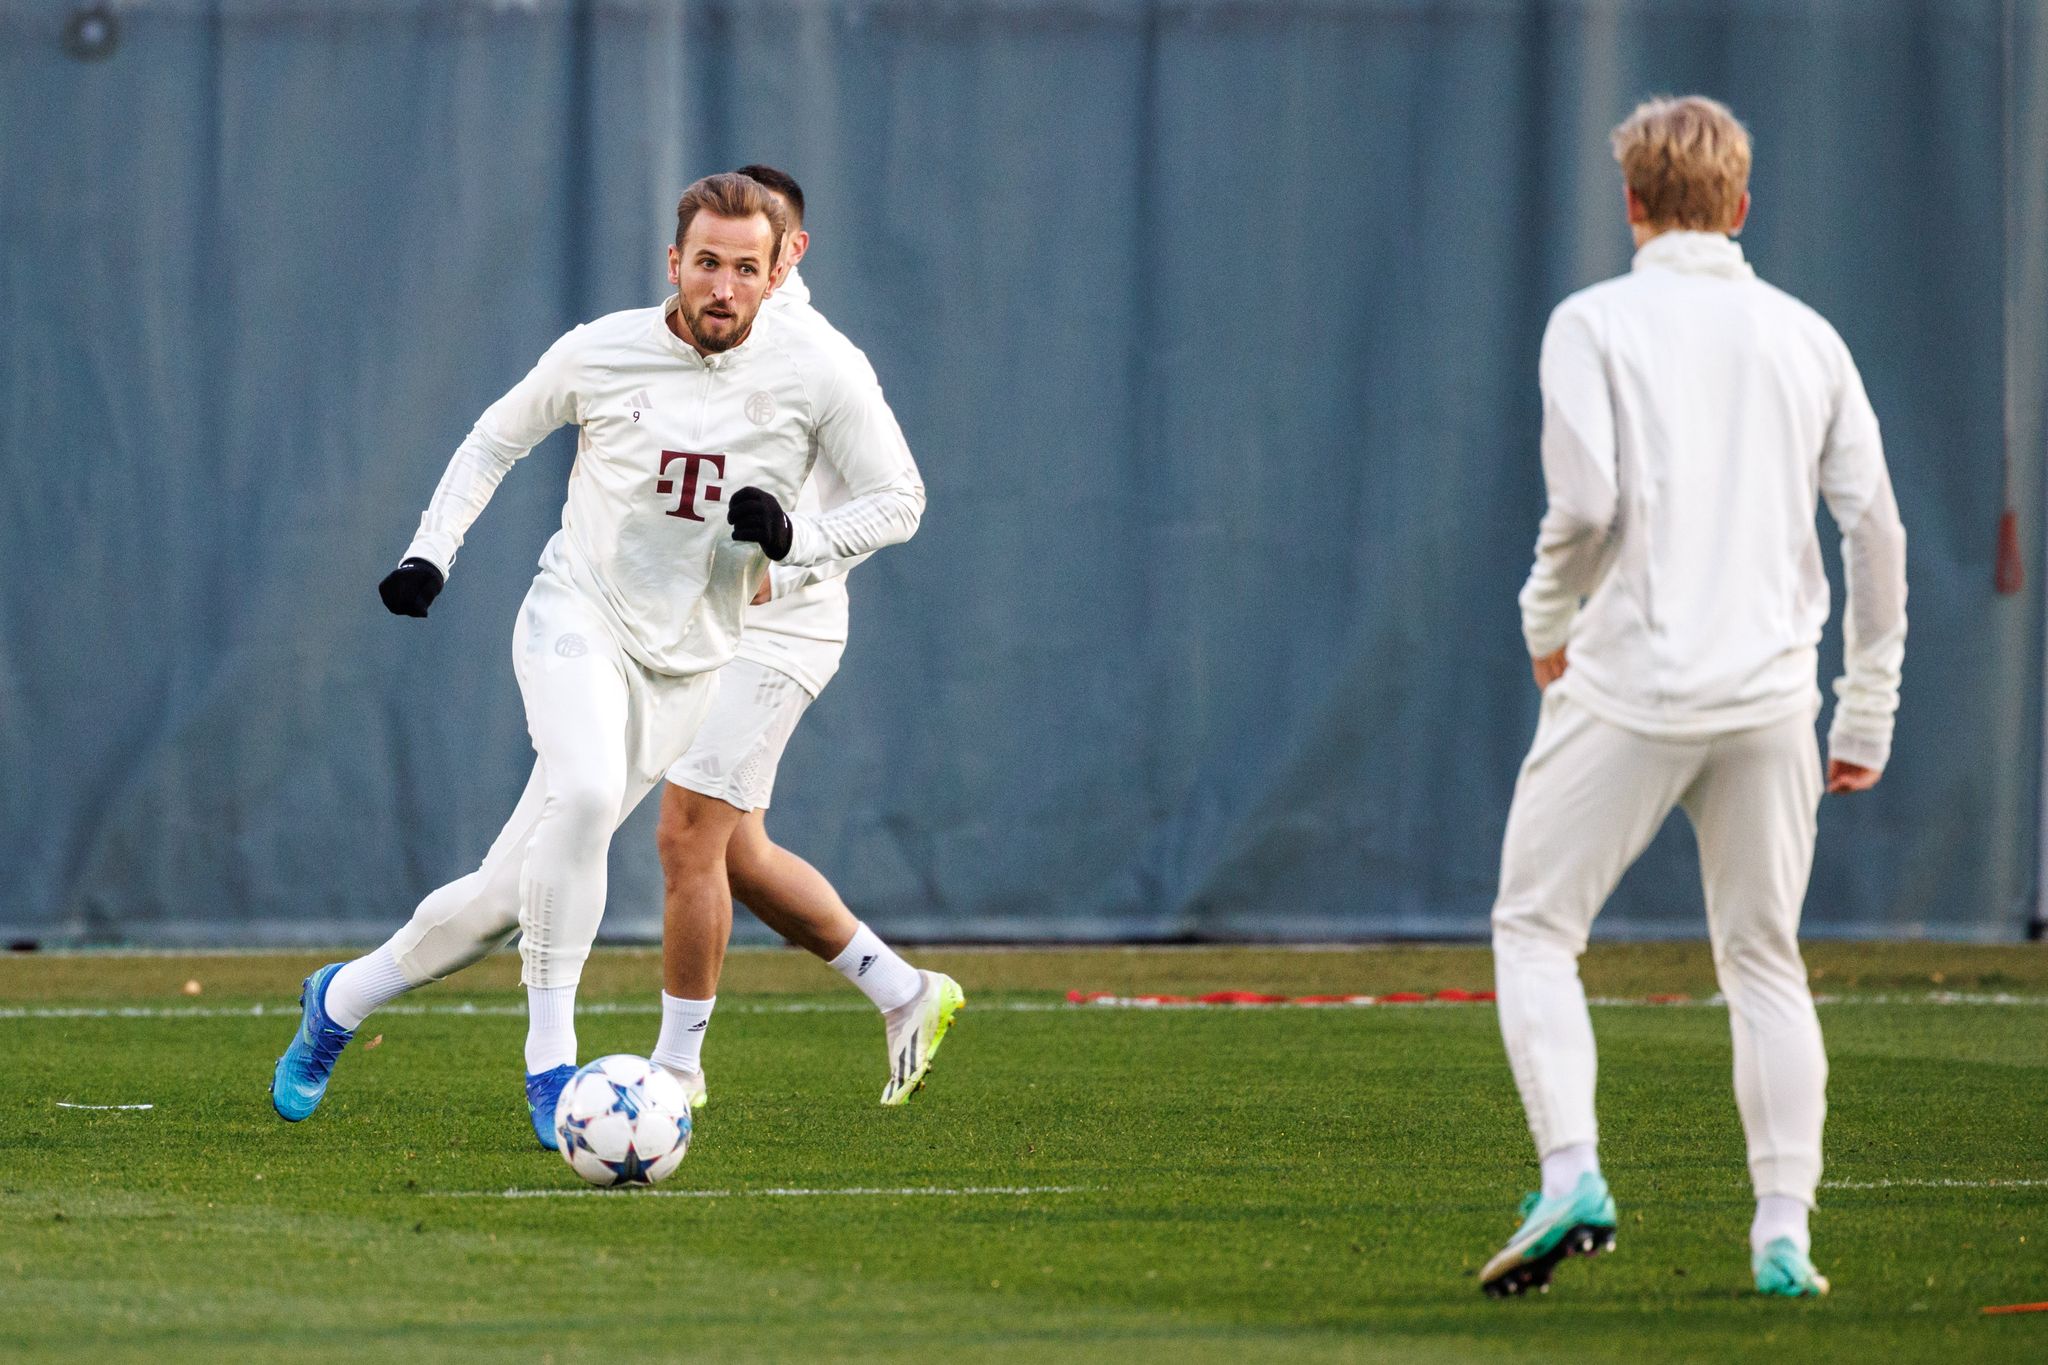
[[649, 786, 745, 1103], [659, 788, 747, 998], [725, 809, 962, 1103], [725, 810, 858, 958]]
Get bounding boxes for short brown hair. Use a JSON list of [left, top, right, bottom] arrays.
[[1610, 96, 1752, 232], [674, 172, 787, 263], [734, 164, 805, 227]]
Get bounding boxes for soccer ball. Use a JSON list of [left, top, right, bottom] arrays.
[[553, 1054, 693, 1188]]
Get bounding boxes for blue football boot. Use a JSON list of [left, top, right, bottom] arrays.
[[526, 1064, 577, 1151], [271, 962, 354, 1121], [1480, 1171, 1619, 1297]]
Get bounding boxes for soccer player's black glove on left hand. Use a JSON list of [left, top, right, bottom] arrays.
[[378, 558, 445, 618], [728, 486, 794, 561]]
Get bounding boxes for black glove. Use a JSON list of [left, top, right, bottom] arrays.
[[378, 557, 445, 618], [728, 486, 794, 561]]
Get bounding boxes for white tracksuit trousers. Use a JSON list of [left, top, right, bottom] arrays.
[[385, 572, 716, 990], [1491, 689, 1828, 1206]]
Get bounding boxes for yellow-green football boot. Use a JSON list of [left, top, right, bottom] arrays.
[[880, 971, 965, 1105], [654, 1062, 709, 1110]]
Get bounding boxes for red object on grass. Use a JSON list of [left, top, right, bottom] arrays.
[[1996, 509, 2026, 595], [1981, 1301, 2048, 1315]]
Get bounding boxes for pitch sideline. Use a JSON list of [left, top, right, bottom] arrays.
[[6, 991, 2048, 1023]]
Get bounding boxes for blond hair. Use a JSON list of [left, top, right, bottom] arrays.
[[1610, 96, 1752, 232], [674, 172, 787, 263]]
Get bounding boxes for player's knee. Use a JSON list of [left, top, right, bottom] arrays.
[[1713, 931, 1810, 1003], [654, 809, 695, 879], [656, 793, 729, 882], [1491, 898, 1582, 958], [546, 776, 616, 843]]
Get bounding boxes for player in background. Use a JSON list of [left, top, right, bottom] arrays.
[[1478, 97, 1907, 1299], [270, 173, 926, 1148], [649, 166, 962, 1109]]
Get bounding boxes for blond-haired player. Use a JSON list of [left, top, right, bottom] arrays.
[[1478, 96, 1907, 1298], [271, 173, 926, 1148], [647, 166, 962, 1109]]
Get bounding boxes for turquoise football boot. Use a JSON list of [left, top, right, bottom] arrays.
[[1753, 1237, 1830, 1297], [526, 1064, 577, 1151], [1480, 1171, 1618, 1297], [271, 963, 354, 1121]]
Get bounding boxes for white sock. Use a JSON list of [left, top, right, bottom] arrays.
[[828, 923, 923, 1013], [649, 994, 715, 1076], [1540, 1142, 1601, 1200], [524, 984, 578, 1073], [1751, 1194, 1811, 1254], [324, 945, 413, 1031]]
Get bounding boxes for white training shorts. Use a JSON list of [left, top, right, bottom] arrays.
[[663, 656, 814, 811]]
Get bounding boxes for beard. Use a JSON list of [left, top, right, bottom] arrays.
[[677, 294, 760, 354]]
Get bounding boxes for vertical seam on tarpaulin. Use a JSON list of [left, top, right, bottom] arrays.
[[562, 0, 595, 326], [1130, 0, 1173, 935], [2006, 0, 2017, 524], [2019, 0, 2048, 940]]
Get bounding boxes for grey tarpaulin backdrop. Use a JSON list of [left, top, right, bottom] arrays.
[[2, 0, 2042, 947]]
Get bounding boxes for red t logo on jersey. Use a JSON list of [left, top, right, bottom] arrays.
[[656, 451, 726, 521]]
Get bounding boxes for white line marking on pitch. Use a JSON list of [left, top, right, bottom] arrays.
[[434, 1184, 1094, 1201], [4, 993, 2046, 1023], [1821, 1177, 2048, 1191], [54, 1102, 154, 1111]]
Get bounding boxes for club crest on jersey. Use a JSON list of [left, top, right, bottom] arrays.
[[744, 391, 776, 426], [555, 633, 588, 659]]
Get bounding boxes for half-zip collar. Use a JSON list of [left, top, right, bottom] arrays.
[[1631, 230, 1753, 281]]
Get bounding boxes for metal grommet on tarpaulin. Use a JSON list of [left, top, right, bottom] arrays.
[[63, 4, 121, 62]]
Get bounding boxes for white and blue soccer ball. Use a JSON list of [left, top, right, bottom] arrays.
[[553, 1054, 693, 1188]]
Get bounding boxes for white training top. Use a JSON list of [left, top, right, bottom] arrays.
[[401, 292, 925, 678], [1519, 231, 1908, 770], [733, 269, 888, 697]]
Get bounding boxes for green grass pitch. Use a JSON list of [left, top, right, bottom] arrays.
[[3, 943, 2045, 1363]]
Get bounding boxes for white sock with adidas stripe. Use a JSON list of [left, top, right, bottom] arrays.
[[650, 994, 715, 1077], [828, 923, 922, 1014]]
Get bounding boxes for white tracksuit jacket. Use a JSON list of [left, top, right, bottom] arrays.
[[401, 293, 924, 679], [733, 269, 893, 697], [1519, 230, 1908, 771]]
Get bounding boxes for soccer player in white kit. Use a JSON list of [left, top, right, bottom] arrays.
[[269, 173, 927, 1148], [643, 167, 963, 1109], [1476, 98, 1907, 1299]]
